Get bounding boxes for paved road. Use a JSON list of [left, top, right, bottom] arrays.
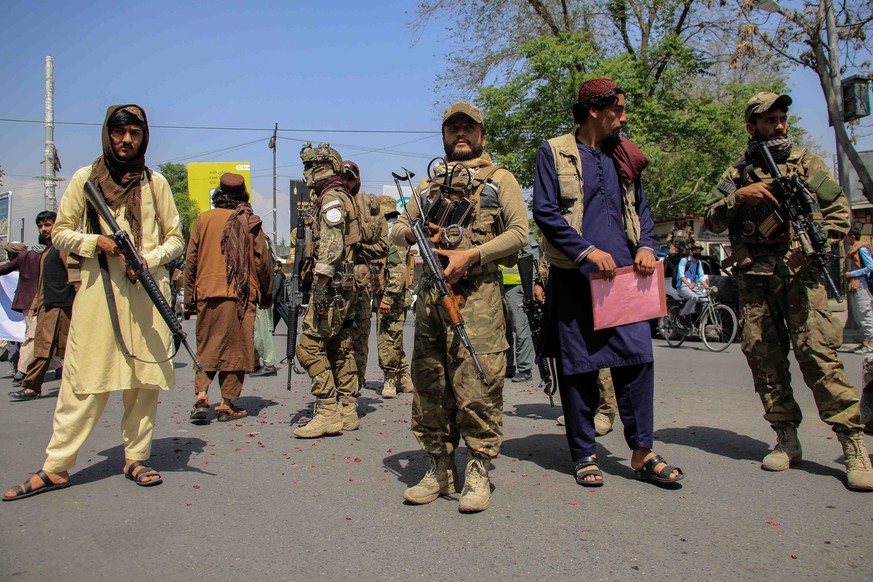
[[1, 317, 870, 581]]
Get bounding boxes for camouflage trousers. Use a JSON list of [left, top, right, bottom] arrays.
[[377, 305, 408, 374], [411, 274, 508, 459], [295, 287, 358, 400], [348, 284, 373, 390], [739, 269, 862, 433], [597, 369, 616, 415]]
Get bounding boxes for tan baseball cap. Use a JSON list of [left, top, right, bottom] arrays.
[[442, 102, 484, 126], [379, 195, 400, 217], [744, 92, 792, 122]]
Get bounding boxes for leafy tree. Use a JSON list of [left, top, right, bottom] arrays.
[[734, 0, 873, 202], [412, 0, 793, 219], [157, 162, 200, 240]]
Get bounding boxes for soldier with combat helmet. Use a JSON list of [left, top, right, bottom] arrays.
[[375, 194, 414, 399], [341, 161, 388, 402], [389, 102, 528, 512], [704, 91, 873, 491], [293, 142, 363, 438]]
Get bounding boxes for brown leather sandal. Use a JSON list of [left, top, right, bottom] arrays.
[[215, 403, 248, 422]]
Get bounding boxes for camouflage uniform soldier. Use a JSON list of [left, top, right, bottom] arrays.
[[294, 143, 363, 438], [389, 102, 528, 512], [376, 195, 414, 399], [705, 92, 873, 491], [341, 161, 388, 403]]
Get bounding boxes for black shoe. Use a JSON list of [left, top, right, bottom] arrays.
[[12, 371, 24, 387], [250, 366, 278, 377], [511, 371, 533, 383], [505, 369, 516, 379], [9, 388, 40, 401]]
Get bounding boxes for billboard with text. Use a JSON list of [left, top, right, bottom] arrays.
[[187, 162, 251, 214]]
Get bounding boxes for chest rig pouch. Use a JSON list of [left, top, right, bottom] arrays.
[[735, 148, 809, 245], [421, 157, 505, 252]]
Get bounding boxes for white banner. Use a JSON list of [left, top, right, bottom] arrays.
[[0, 272, 26, 342]]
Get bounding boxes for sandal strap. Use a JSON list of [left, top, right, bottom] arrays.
[[642, 454, 666, 473], [126, 461, 147, 477], [35, 470, 54, 488]]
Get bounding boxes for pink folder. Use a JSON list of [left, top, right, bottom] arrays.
[[589, 261, 667, 330]]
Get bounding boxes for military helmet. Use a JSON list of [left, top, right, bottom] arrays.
[[299, 141, 343, 175]]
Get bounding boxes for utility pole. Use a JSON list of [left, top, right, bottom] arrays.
[[44, 56, 58, 212], [269, 122, 278, 246], [823, 0, 851, 199]]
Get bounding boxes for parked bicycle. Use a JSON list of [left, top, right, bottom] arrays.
[[659, 286, 738, 352]]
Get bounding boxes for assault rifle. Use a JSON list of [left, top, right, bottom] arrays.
[[391, 168, 488, 386], [285, 185, 307, 389], [83, 181, 204, 372], [517, 253, 559, 406], [752, 140, 842, 302]]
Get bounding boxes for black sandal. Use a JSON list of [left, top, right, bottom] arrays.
[[189, 399, 210, 421], [9, 388, 40, 401], [574, 456, 604, 487], [124, 461, 163, 487], [634, 454, 684, 485], [2, 469, 70, 501]]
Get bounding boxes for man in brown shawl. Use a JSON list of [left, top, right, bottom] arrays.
[[184, 173, 272, 422], [3, 104, 185, 500]]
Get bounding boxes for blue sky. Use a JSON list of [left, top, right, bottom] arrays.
[[1, 0, 870, 245]]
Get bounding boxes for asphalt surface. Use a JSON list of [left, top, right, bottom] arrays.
[[0, 316, 871, 581]]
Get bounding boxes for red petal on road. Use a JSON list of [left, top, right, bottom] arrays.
[[791, 555, 798, 559], [568, 501, 577, 506], [246, 433, 259, 437], [767, 521, 781, 527], [193, 484, 201, 489], [201, 461, 208, 465], [354, 458, 362, 462]]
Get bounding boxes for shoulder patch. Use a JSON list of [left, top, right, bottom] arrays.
[[323, 199, 342, 211], [324, 207, 344, 225]]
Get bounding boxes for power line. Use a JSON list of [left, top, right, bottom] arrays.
[[0, 117, 439, 135]]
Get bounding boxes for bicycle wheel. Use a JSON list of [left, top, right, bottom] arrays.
[[660, 303, 687, 348], [699, 304, 738, 352]]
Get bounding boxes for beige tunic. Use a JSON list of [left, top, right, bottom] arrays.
[[52, 166, 184, 393]]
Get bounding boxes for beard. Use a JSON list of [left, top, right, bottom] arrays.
[[445, 141, 484, 162], [38, 232, 51, 246], [602, 130, 622, 150]]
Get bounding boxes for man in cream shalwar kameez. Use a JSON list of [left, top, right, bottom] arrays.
[[3, 104, 183, 501]]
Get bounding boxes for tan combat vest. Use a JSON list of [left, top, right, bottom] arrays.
[[311, 186, 361, 263], [734, 147, 811, 245], [541, 133, 642, 269], [420, 163, 505, 276]]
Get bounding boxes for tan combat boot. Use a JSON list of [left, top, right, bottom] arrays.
[[594, 412, 616, 436], [838, 431, 873, 491], [762, 425, 802, 471], [403, 452, 458, 504], [382, 374, 397, 399], [293, 398, 343, 438], [339, 396, 359, 431], [459, 455, 491, 513], [397, 367, 414, 393]]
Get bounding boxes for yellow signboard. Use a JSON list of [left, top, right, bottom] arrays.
[[187, 162, 252, 214]]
